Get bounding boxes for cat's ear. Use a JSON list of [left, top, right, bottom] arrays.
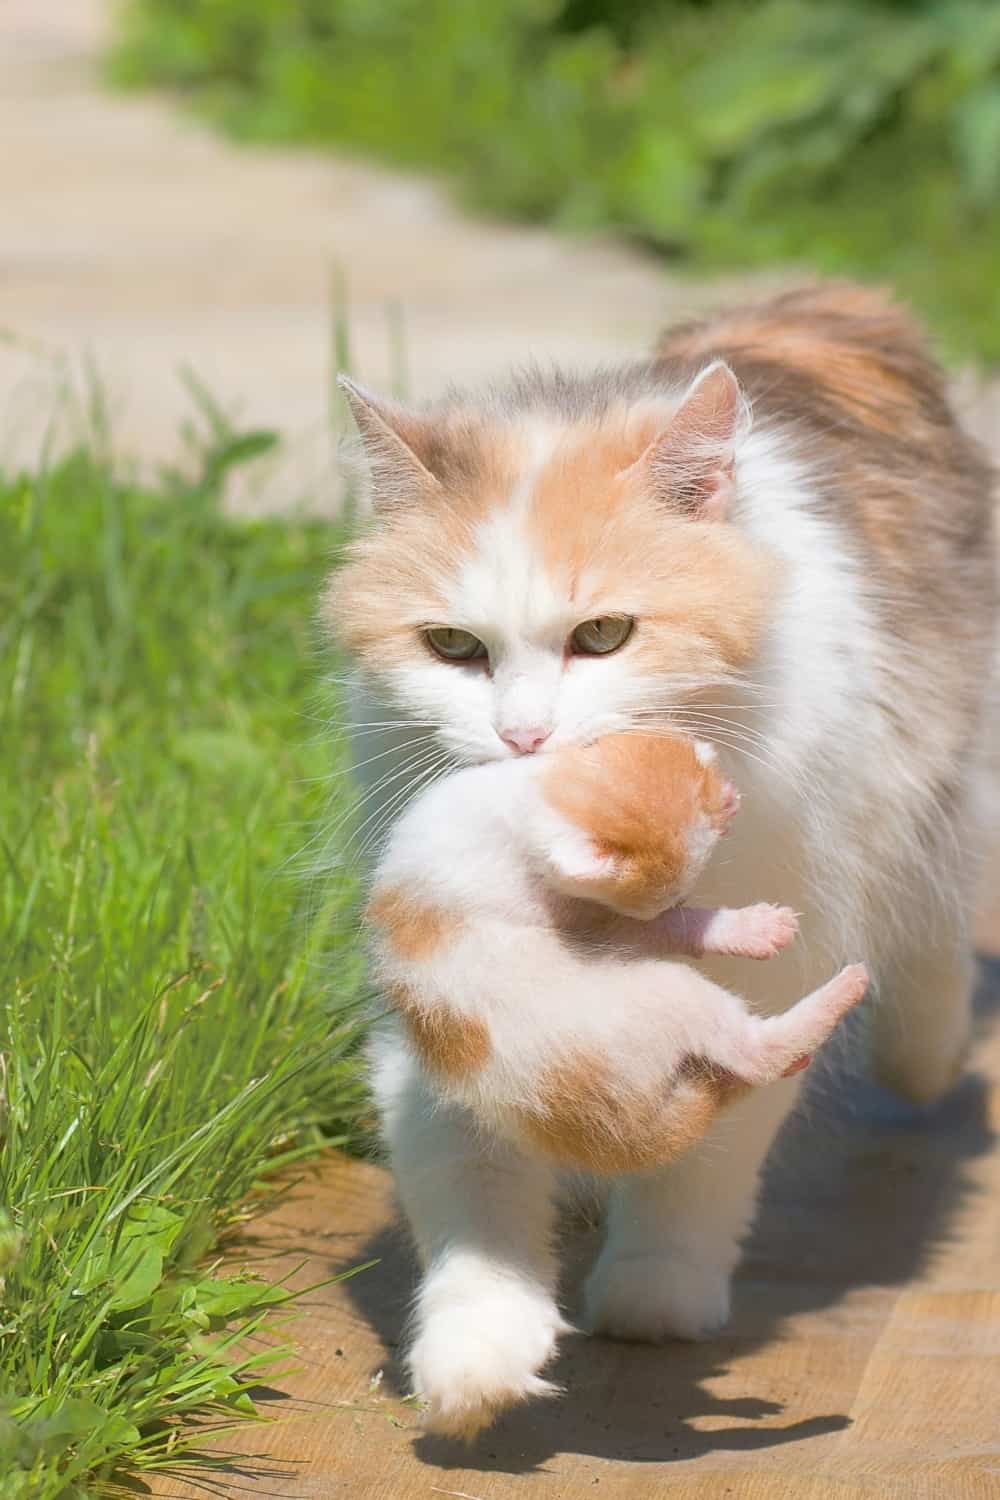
[[338, 376, 444, 509], [633, 362, 750, 521]]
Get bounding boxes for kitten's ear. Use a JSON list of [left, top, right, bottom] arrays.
[[636, 362, 750, 521], [544, 826, 617, 893], [338, 376, 443, 510]]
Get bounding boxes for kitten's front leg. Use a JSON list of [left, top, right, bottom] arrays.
[[650, 902, 799, 960], [372, 1031, 569, 1438], [584, 1072, 802, 1341]]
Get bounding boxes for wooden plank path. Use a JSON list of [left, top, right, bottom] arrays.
[[151, 890, 1000, 1499]]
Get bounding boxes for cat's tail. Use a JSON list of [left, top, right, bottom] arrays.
[[740, 963, 869, 1085]]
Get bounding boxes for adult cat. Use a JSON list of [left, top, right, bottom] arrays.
[[324, 283, 996, 1437]]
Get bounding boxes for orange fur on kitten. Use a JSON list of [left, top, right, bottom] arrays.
[[540, 733, 735, 918]]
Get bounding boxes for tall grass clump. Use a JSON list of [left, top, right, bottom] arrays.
[[0, 422, 366, 1496], [112, 0, 1000, 362]]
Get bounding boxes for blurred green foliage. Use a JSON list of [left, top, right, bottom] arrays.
[[114, 0, 1000, 359]]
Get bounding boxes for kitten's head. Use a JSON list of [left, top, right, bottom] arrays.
[[324, 361, 776, 764], [534, 733, 736, 918]]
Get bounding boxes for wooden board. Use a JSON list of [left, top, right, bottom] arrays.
[[150, 918, 1000, 1499]]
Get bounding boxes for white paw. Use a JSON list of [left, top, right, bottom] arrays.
[[409, 1277, 569, 1439], [584, 1248, 732, 1344], [732, 903, 799, 960]]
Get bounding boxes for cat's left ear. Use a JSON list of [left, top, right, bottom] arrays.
[[634, 362, 751, 521], [338, 376, 444, 510]]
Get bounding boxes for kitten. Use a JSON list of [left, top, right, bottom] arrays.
[[368, 732, 868, 1194], [325, 283, 996, 1437]]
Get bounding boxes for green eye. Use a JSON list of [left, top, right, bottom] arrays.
[[425, 626, 488, 662], [570, 615, 635, 656]]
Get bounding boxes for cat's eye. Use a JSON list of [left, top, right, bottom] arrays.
[[425, 626, 488, 662], [570, 615, 635, 656]]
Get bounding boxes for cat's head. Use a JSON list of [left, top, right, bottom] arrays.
[[324, 361, 776, 764]]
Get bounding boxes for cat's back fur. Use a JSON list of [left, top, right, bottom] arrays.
[[658, 283, 995, 651]]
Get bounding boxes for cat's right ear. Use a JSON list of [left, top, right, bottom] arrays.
[[338, 376, 444, 510], [627, 362, 750, 521]]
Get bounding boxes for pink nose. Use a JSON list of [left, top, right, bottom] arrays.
[[501, 726, 551, 755]]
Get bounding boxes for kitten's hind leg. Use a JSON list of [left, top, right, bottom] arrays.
[[372, 1031, 568, 1440], [740, 962, 869, 1083], [870, 920, 975, 1107], [583, 951, 856, 1345]]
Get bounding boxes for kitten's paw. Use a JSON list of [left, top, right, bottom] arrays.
[[584, 1248, 731, 1343], [728, 903, 799, 960], [410, 1280, 569, 1440]]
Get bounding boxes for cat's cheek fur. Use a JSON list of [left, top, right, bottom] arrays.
[[380, 659, 504, 765]]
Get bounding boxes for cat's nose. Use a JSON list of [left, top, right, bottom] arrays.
[[500, 726, 551, 755]]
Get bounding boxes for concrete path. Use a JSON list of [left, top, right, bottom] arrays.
[[5, 2, 994, 512], [0, 0, 744, 508]]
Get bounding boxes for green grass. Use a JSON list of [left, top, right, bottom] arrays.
[[0, 414, 367, 1495]]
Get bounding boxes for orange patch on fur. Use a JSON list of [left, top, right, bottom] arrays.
[[627, 522, 778, 675], [386, 981, 492, 1079], [366, 886, 459, 961], [524, 424, 779, 675], [528, 423, 653, 577], [519, 1048, 744, 1173], [543, 733, 729, 913], [659, 282, 938, 438]]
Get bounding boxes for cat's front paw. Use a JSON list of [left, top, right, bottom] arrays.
[[409, 1279, 569, 1439], [583, 1248, 731, 1343]]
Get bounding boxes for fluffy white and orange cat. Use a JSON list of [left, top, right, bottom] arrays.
[[324, 284, 996, 1437]]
